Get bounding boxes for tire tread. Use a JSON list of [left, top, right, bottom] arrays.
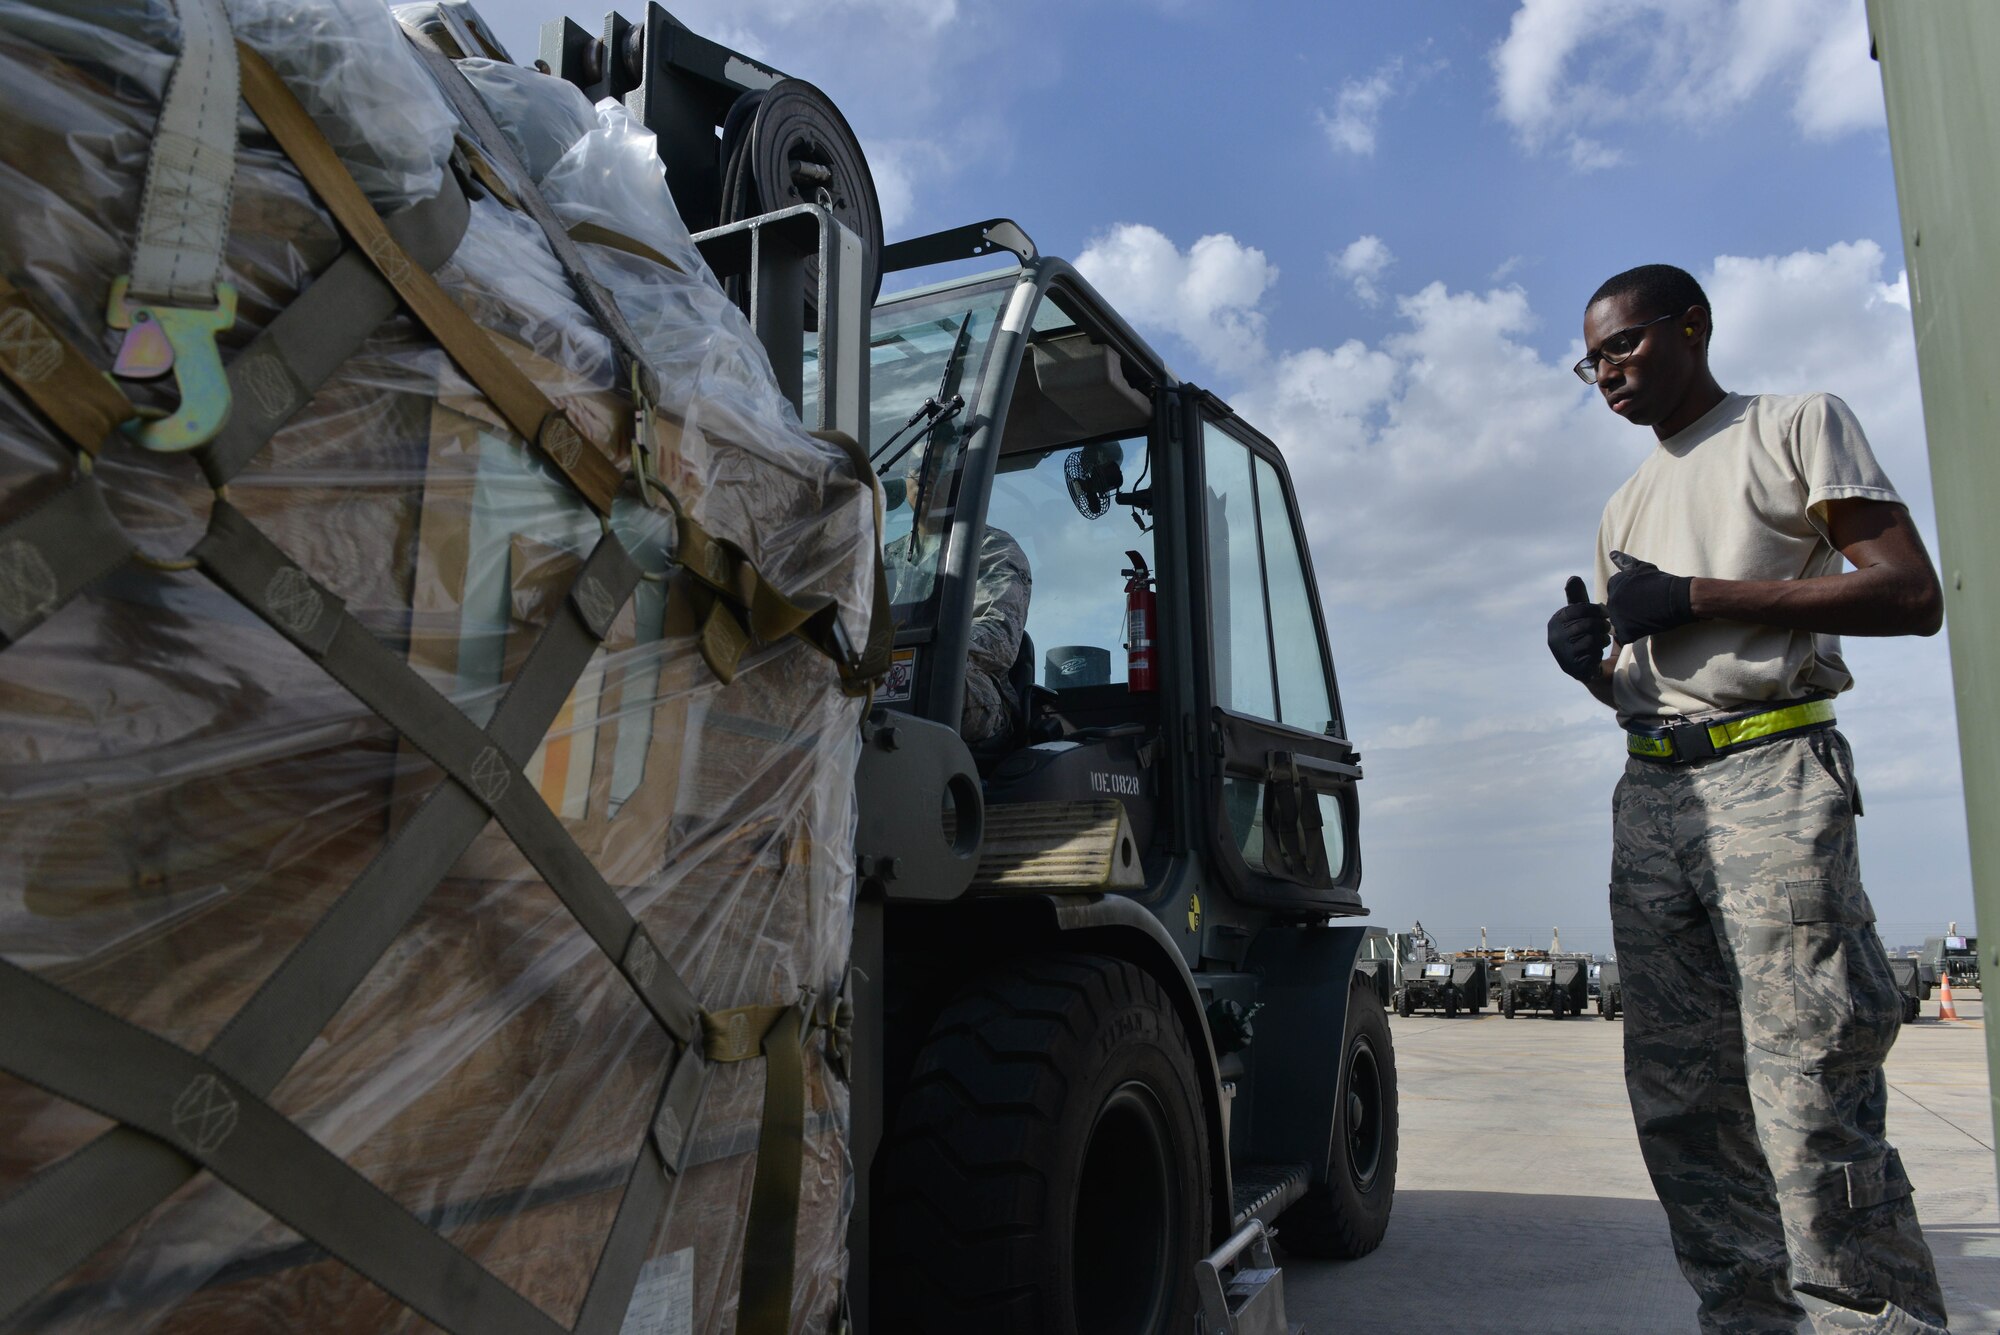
[[877, 952, 1206, 1332]]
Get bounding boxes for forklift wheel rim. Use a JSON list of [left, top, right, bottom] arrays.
[[1073, 1079, 1179, 1334], [1344, 1034, 1385, 1190]]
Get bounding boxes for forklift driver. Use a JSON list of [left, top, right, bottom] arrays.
[[884, 449, 1033, 745]]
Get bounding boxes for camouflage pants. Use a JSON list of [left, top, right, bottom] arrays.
[[961, 666, 1009, 743], [1610, 729, 1948, 1334]]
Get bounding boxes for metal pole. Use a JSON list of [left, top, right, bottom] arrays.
[[1868, 0, 2000, 1191]]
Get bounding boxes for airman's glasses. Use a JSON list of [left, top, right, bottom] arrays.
[[1573, 312, 1678, 384]]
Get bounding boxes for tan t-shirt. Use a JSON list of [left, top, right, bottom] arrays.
[[1594, 391, 1903, 724]]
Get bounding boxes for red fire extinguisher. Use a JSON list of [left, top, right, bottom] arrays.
[[1123, 550, 1156, 693]]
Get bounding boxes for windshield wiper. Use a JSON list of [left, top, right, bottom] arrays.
[[871, 312, 973, 478], [872, 391, 964, 479]]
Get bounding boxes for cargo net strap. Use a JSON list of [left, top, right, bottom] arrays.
[[403, 31, 891, 695], [0, 507, 698, 1332], [404, 34, 660, 409], [243, 40, 876, 691], [237, 43, 626, 515], [0, 148, 470, 647], [0, 47, 837, 1335]]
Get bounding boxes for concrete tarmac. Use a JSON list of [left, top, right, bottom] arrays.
[[1282, 989, 1998, 1333]]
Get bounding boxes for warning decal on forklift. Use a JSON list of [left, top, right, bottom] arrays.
[[881, 648, 916, 702], [620, 1247, 693, 1335]]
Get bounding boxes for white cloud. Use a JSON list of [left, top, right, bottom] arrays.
[[1707, 241, 1918, 413], [1565, 135, 1624, 172], [1793, 2, 1885, 138], [1318, 59, 1402, 156], [862, 139, 953, 232], [1331, 235, 1395, 306], [1491, 0, 1883, 165], [1074, 225, 1277, 375]]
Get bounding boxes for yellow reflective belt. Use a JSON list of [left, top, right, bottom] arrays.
[[1626, 698, 1835, 759], [1707, 697, 1835, 750]]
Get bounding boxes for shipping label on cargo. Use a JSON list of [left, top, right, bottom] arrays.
[[619, 1247, 694, 1335]]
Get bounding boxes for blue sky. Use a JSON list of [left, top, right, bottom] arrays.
[[479, 0, 1973, 953]]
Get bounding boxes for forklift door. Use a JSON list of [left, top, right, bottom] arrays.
[[1189, 396, 1364, 916]]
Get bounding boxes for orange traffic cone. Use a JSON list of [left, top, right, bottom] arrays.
[[1938, 972, 1960, 1022]]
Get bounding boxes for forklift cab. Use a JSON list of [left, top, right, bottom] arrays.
[[837, 222, 1366, 920]]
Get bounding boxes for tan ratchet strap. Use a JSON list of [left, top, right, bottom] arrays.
[[234, 43, 621, 515], [408, 42, 660, 409], [0, 279, 143, 646], [566, 221, 685, 274], [0, 276, 132, 456], [453, 135, 518, 211], [676, 519, 822, 646], [673, 438, 889, 687], [669, 506, 861, 685]]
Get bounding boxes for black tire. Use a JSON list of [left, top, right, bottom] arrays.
[[1549, 993, 1563, 1020], [1444, 992, 1457, 1018], [876, 953, 1209, 1335], [1503, 995, 1515, 1019], [1274, 975, 1398, 1259], [1397, 989, 1413, 1018]]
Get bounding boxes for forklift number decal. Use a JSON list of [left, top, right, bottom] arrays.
[[1090, 771, 1140, 796]]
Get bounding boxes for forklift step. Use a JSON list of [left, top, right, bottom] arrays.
[[1195, 1218, 1302, 1335], [968, 799, 1145, 892], [1230, 1160, 1311, 1231]]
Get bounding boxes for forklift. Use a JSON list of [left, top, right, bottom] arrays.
[[846, 221, 1396, 1333]]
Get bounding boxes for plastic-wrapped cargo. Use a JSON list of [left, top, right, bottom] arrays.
[[0, 1, 875, 1331]]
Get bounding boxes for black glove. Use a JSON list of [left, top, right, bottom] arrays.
[[1547, 575, 1610, 681], [1606, 551, 1695, 642]]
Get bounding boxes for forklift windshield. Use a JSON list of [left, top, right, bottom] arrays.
[[863, 280, 1013, 623]]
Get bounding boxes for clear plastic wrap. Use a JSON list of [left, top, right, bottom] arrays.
[[453, 55, 596, 185], [229, 0, 459, 210], [0, 3, 872, 1332], [541, 99, 710, 285]]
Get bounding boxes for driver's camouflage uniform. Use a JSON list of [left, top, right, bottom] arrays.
[[883, 524, 1031, 744], [960, 526, 1031, 743]]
